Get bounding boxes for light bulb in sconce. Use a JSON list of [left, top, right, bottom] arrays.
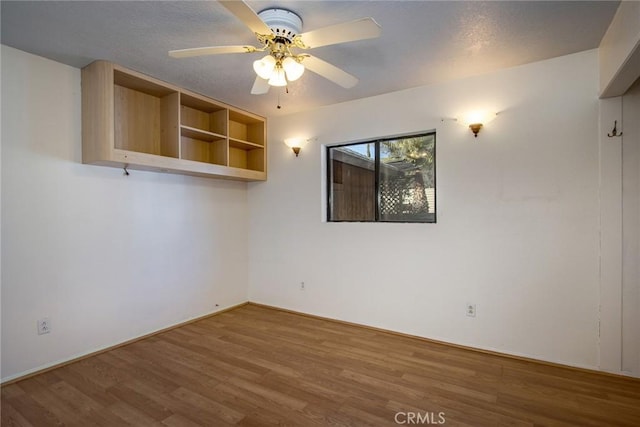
[[284, 137, 312, 157], [459, 111, 498, 138]]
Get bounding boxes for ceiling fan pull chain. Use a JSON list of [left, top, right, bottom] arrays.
[[277, 85, 290, 110]]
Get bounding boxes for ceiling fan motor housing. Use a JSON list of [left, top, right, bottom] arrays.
[[258, 8, 303, 42]]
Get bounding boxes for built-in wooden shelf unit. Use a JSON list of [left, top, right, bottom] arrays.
[[82, 61, 266, 181]]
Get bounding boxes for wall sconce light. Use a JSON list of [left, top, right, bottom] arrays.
[[460, 111, 498, 138], [284, 138, 312, 157], [468, 123, 483, 137]]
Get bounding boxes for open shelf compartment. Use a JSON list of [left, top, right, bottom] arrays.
[[180, 93, 227, 137], [179, 92, 229, 165], [181, 136, 227, 166], [228, 110, 265, 147], [229, 146, 264, 172], [113, 70, 179, 158]]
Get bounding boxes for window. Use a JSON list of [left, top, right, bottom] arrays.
[[327, 132, 436, 223]]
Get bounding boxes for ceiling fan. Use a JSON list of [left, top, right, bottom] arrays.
[[169, 0, 382, 95]]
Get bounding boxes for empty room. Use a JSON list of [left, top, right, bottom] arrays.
[[1, 0, 639, 425]]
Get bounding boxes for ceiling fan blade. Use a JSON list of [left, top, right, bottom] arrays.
[[303, 55, 358, 89], [251, 76, 270, 95], [299, 18, 381, 49], [219, 0, 272, 35], [169, 45, 256, 58]]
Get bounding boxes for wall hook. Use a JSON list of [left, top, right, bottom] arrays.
[[607, 120, 622, 138]]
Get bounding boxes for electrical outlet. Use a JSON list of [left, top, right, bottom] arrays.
[[300, 281, 305, 290], [466, 304, 476, 317], [37, 318, 51, 335]]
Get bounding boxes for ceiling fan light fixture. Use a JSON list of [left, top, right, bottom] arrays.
[[282, 56, 305, 81], [171, 2, 383, 97], [253, 55, 276, 79], [268, 66, 287, 86]]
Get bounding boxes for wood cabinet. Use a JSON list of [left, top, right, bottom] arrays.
[[82, 61, 266, 181]]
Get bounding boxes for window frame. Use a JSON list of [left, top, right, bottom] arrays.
[[326, 131, 437, 223]]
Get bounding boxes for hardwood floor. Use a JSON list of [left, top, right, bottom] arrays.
[[2, 304, 640, 426]]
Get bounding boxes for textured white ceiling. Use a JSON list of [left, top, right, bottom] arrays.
[[1, 1, 619, 117]]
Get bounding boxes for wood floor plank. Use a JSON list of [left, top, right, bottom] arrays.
[[66, 357, 124, 389], [51, 365, 120, 407], [258, 371, 346, 408], [215, 383, 326, 426], [106, 383, 173, 422], [142, 390, 237, 427], [161, 413, 204, 427], [338, 401, 396, 426], [116, 341, 227, 386], [170, 386, 245, 424], [72, 407, 137, 427], [0, 398, 34, 427], [97, 352, 180, 396], [1, 383, 26, 400], [3, 385, 69, 426], [339, 369, 426, 402], [113, 345, 227, 403], [107, 401, 165, 426], [3, 304, 640, 426], [225, 376, 308, 411]]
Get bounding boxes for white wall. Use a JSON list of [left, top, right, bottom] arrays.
[[598, 95, 624, 374], [622, 78, 640, 375], [1, 46, 249, 381], [248, 50, 602, 370], [597, 3, 640, 377]]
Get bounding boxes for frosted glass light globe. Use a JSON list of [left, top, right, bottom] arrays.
[[268, 67, 287, 87], [282, 57, 305, 81], [253, 55, 276, 80]]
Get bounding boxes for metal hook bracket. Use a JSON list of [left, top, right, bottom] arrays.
[[607, 120, 623, 138]]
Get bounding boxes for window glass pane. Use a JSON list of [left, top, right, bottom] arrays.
[[379, 134, 435, 222], [329, 142, 376, 221], [327, 132, 435, 223]]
